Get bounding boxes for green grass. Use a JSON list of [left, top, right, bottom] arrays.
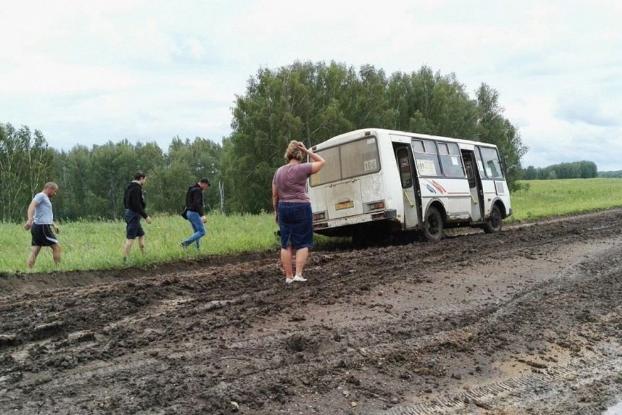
[[2, 178, 621, 273], [510, 178, 622, 222], [0, 213, 281, 273]]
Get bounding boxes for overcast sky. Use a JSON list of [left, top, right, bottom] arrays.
[[1, 0, 621, 170]]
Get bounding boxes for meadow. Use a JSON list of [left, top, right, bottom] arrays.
[[510, 178, 622, 222], [0, 213, 281, 273], [1, 178, 621, 273]]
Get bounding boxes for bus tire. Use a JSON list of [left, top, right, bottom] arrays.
[[422, 206, 443, 242], [483, 204, 503, 233]]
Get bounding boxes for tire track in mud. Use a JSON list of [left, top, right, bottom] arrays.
[[379, 350, 622, 415], [377, 251, 622, 415], [1, 210, 622, 414]]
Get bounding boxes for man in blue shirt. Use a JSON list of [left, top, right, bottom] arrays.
[[24, 182, 61, 268]]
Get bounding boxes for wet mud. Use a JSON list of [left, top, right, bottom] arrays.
[[1, 210, 622, 414]]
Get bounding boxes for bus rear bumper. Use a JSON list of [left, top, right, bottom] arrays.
[[313, 209, 397, 231]]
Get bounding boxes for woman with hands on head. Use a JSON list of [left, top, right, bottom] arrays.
[[272, 140, 325, 284]]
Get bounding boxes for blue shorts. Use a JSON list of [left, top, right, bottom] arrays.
[[278, 202, 313, 250], [124, 209, 145, 239]]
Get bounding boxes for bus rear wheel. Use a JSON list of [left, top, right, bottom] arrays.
[[483, 204, 503, 233], [422, 206, 443, 242]]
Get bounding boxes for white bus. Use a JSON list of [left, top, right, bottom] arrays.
[[309, 128, 512, 244]]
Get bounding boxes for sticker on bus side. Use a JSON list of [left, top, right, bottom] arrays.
[[416, 159, 437, 176], [364, 159, 378, 171]]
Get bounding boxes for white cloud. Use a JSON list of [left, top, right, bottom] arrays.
[[0, 0, 621, 170]]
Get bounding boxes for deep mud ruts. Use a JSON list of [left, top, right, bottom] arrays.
[[1, 210, 622, 414]]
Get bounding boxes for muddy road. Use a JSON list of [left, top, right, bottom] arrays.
[[1, 210, 622, 414]]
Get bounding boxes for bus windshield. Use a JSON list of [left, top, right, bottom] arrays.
[[310, 137, 380, 186]]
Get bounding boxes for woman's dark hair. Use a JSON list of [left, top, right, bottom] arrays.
[[199, 178, 210, 185], [134, 172, 146, 180]]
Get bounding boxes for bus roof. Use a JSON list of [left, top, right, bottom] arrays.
[[312, 128, 499, 150]]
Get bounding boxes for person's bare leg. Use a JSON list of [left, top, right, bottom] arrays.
[[281, 247, 294, 278], [294, 247, 309, 277], [123, 239, 134, 259], [27, 246, 42, 269], [51, 244, 61, 266], [138, 236, 145, 255]]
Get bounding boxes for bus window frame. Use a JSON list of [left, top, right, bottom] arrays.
[[309, 136, 382, 187], [396, 146, 413, 188], [436, 140, 466, 179], [412, 139, 444, 179], [477, 145, 505, 180]]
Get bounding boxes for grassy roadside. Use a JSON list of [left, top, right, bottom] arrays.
[[1, 178, 621, 273], [510, 178, 622, 222], [0, 213, 280, 274]]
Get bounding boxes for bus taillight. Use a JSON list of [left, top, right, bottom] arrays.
[[313, 211, 327, 221], [365, 200, 385, 212]]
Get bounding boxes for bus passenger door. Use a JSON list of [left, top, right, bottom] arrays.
[[394, 145, 421, 228], [461, 150, 484, 222]]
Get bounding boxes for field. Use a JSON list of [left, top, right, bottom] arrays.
[[0, 213, 280, 273], [1, 178, 621, 273], [511, 178, 622, 221]]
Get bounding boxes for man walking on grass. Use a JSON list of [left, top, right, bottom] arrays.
[[24, 182, 61, 268], [123, 172, 151, 262], [181, 178, 210, 250]]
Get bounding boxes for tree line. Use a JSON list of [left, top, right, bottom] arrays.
[[599, 170, 622, 178], [522, 161, 598, 180], [1, 61, 527, 222], [0, 125, 223, 222]]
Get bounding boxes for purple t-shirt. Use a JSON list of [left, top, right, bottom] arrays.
[[273, 163, 313, 203]]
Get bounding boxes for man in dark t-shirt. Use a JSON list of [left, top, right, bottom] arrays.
[[181, 178, 210, 249], [122, 172, 152, 262]]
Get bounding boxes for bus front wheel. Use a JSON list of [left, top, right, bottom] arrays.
[[483, 205, 503, 233], [422, 206, 443, 242]]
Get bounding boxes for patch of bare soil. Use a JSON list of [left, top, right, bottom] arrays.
[[1, 210, 622, 414]]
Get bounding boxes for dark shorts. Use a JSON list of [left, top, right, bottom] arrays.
[[278, 202, 313, 250], [124, 209, 145, 239], [31, 224, 59, 247]]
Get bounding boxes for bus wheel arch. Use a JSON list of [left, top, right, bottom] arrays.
[[422, 201, 445, 242], [483, 201, 504, 233]]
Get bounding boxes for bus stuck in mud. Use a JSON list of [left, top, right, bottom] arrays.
[[309, 128, 512, 244]]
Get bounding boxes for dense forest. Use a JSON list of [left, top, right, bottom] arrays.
[[1, 61, 526, 222], [0, 124, 223, 222], [522, 161, 598, 180]]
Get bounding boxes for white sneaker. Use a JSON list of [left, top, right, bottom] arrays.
[[285, 277, 294, 284], [292, 275, 307, 282]]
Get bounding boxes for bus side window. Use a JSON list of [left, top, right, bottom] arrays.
[[412, 140, 424, 153], [474, 147, 487, 178], [396, 148, 413, 188], [479, 147, 504, 179], [438, 142, 465, 178], [413, 140, 441, 177]]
